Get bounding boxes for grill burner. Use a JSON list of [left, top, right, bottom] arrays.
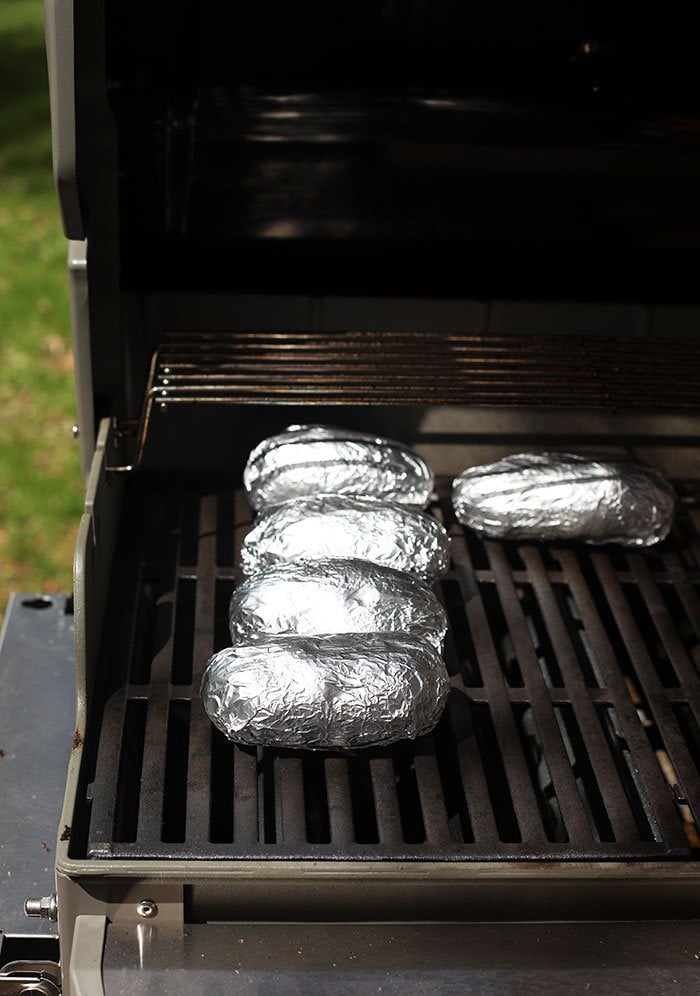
[[81, 479, 700, 861]]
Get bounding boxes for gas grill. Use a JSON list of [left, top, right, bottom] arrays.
[[2, 2, 700, 992]]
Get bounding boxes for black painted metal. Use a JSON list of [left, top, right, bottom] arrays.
[[83, 479, 700, 861]]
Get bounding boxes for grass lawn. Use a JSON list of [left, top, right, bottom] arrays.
[[0, 0, 82, 615]]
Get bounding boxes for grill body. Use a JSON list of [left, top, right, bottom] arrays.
[[55, 415, 700, 967], [30, 0, 700, 990]]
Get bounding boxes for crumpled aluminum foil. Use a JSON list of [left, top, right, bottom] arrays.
[[452, 452, 675, 546], [229, 559, 448, 651], [244, 424, 434, 511], [240, 494, 451, 580], [200, 633, 450, 749]]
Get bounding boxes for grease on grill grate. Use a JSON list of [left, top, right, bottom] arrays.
[[83, 482, 700, 860]]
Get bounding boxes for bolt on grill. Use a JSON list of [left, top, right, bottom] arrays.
[[79, 479, 700, 861]]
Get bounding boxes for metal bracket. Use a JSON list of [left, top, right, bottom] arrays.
[[0, 962, 61, 995], [104, 416, 142, 474], [69, 916, 106, 996]]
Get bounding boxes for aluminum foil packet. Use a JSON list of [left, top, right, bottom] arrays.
[[240, 494, 451, 580], [229, 559, 448, 651], [200, 633, 450, 749], [244, 424, 434, 511], [452, 452, 675, 546]]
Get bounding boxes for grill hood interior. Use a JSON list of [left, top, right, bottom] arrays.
[[73, 1, 700, 302]]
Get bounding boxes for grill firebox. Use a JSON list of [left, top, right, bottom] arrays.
[[76, 476, 700, 863]]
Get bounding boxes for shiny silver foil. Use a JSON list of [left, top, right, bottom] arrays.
[[452, 452, 675, 546], [200, 633, 450, 749], [244, 424, 434, 511], [229, 559, 448, 651], [240, 494, 451, 580]]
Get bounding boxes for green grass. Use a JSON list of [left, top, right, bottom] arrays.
[[0, 0, 82, 614]]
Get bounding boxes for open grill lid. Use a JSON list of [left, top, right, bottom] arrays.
[[56, 1, 700, 301], [47, 1, 700, 470]]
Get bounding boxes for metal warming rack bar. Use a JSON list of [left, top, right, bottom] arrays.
[[78, 479, 700, 862], [111, 332, 700, 470]]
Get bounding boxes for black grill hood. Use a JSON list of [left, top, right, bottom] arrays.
[[68, 0, 700, 304]]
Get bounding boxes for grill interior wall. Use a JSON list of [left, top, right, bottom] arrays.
[[73, 475, 700, 862]]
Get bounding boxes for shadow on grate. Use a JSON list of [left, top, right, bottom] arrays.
[[81, 480, 700, 861]]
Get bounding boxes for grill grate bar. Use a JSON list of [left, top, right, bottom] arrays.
[[665, 553, 700, 648], [592, 555, 700, 831], [88, 840, 680, 859], [485, 542, 594, 843], [448, 540, 548, 845], [134, 512, 180, 847], [83, 480, 699, 861], [412, 738, 452, 845], [185, 495, 218, 846], [445, 695, 497, 844], [324, 758, 355, 846], [628, 554, 700, 702], [561, 551, 689, 846], [134, 699, 171, 847], [232, 746, 259, 843], [519, 547, 642, 842], [369, 758, 404, 846], [276, 757, 306, 844]]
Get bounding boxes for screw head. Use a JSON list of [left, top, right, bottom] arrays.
[[136, 899, 158, 919]]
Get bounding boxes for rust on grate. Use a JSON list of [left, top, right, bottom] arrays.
[[80, 478, 700, 861], [108, 332, 700, 470]]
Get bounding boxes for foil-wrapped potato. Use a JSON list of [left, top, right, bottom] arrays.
[[240, 494, 451, 580], [244, 424, 434, 510], [201, 633, 450, 749], [229, 559, 448, 651], [452, 452, 675, 546]]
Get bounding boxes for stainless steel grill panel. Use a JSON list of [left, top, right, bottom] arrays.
[[81, 479, 700, 861]]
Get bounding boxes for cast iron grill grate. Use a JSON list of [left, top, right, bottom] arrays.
[[82, 480, 700, 860]]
